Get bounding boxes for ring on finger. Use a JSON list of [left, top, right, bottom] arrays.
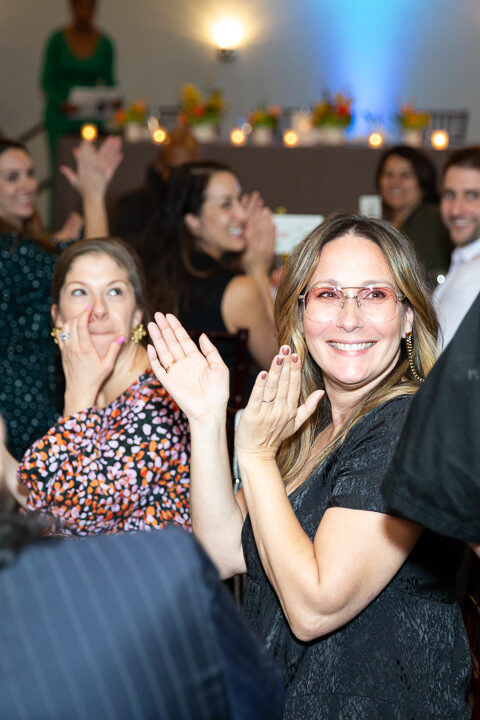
[[164, 360, 177, 372], [262, 398, 275, 403], [59, 331, 70, 341]]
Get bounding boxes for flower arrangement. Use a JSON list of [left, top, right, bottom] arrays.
[[312, 92, 353, 128], [397, 103, 430, 130], [179, 84, 224, 126], [113, 99, 147, 126], [248, 105, 282, 129]]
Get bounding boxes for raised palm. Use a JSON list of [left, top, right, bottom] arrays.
[[147, 313, 230, 422]]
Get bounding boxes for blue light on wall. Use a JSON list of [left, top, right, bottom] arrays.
[[317, 0, 430, 138]]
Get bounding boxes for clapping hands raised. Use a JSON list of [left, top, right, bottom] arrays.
[[147, 313, 230, 424], [60, 136, 123, 198], [236, 346, 324, 460], [241, 191, 276, 277]]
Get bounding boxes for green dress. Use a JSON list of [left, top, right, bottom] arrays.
[[41, 29, 115, 164]]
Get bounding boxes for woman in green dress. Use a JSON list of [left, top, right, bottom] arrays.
[[41, 0, 116, 165]]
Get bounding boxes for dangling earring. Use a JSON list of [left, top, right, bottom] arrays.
[[405, 330, 424, 383], [131, 322, 147, 343]]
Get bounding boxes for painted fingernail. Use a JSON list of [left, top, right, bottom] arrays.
[[276, 356, 284, 366], [281, 345, 290, 355], [260, 371, 267, 380], [292, 354, 299, 363], [116, 336, 125, 345]]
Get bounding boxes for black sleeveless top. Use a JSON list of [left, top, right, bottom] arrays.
[[179, 252, 257, 400]]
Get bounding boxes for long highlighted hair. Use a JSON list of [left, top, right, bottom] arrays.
[[274, 212, 438, 489]]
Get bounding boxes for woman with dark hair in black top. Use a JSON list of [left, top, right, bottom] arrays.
[[143, 161, 278, 393]]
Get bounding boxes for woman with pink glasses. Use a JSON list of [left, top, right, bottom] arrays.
[[148, 213, 471, 719]]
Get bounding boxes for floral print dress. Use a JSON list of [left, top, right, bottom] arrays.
[[17, 371, 190, 535]]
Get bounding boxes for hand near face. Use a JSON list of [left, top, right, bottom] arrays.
[[60, 136, 123, 198], [241, 193, 275, 277], [236, 347, 324, 460], [241, 190, 264, 217], [147, 313, 230, 424], [56, 306, 125, 415]]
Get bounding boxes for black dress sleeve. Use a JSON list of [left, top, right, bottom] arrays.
[[327, 396, 411, 514]]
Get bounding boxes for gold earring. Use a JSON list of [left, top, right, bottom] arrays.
[[51, 327, 61, 345], [405, 330, 424, 383], [131, 322, 147, 343]]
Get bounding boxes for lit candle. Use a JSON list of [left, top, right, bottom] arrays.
[[230, 127, 246, 145], [368, 132, 383, 148], [152, 128, 167, 144], [283, 130, 298, 147], [431, 130, 449, 150], [81, 123, 98, 142]]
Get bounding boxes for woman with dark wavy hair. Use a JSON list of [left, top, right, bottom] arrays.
[[142, 161, 278, 398], [148, 213, 471, 718], [376, 145, 451, 275]]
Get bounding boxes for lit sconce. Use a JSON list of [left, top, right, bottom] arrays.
[[431, 130, 449, 150], [152, 127, 167, 144], [230, 127, 247, 145], [212, 18, 243, 61], [368, 131, 384, 148], [283, 130, 298, 147], [81, 123, 98, 142]]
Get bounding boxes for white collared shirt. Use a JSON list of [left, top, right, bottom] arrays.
[[433, 236, 480, 350]]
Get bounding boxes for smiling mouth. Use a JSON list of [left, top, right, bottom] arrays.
[[228, 227, 244, 237], [329, 342, 374, 351], [448, 218, 474, 227]]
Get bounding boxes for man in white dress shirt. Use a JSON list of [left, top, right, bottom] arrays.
[[434, 146, 480, 350]]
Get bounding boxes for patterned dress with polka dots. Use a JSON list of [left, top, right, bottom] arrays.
[[17, 370, 191, 535], [1, 234, 64, 459]]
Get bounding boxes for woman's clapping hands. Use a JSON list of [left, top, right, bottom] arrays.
[[236, 346, 324, 460], [147, 313, 230, 423], [60, 136, 123, 197], [241, 191, 276, 277]]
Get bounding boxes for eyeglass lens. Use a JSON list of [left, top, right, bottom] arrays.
[[304, 287, 399, 322]]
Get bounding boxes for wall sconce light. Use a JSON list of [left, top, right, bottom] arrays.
[[212, 18, 243, 61], [431, 129, 449, 150], [81, 123, 98, 142], [230, 127, 247, 145], [368, 131, 384, 148], [152, 128, 167, 144], [283, 130, 298, 147]]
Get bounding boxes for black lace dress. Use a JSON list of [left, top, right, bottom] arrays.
[[242, 397, 471, 719]]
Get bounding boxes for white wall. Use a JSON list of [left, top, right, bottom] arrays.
[[2, 0, 480, 185]]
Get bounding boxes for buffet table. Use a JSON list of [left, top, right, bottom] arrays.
[[53, 137, 447, 231]]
